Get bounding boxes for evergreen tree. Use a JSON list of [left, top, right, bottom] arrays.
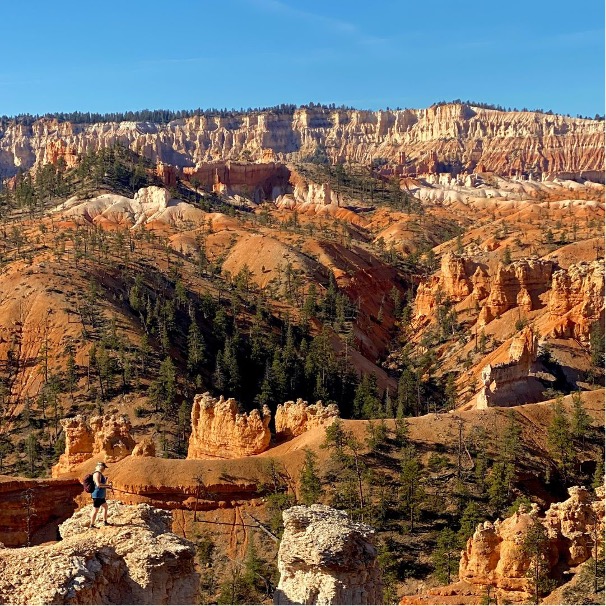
[[432, 528, 459, 584], [299, 448, 323, 505], [547, 397, 574, 480], [521, 517, 554, 603], [187, 320, 206, 373], [571, 391, 591, 445], [399, 446, 424, 531]]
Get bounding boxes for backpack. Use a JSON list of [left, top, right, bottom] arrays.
[[82, 473, 96, 493]]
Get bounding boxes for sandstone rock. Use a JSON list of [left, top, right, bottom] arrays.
[[275, 400, 339, 440], [482, 259, 554, 319], [132, 437, 156, 458], [0, 502, 198, 604], [187, 392, 271, 459], [274, 504, 382, 605], [403, 486, 605, 605], [476, 327, 539, 408], [52, 414, 136, 477], [548, 260, 605, 342], [0, 475, 82, 547], [1, 106, 602, 180]]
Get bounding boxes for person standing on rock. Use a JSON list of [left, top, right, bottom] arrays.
[[89, 462, 113, 528]]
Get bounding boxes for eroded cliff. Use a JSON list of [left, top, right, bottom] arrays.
[[1, 105, 603, 179]]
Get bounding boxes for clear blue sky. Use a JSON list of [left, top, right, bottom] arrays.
[[1, 0, 603, 117]]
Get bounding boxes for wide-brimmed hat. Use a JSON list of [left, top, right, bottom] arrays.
[[95, 462, 107, 469]]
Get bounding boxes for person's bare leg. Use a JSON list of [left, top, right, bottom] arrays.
[[89, 507, 99, 528], [102, 502, 108, 524]]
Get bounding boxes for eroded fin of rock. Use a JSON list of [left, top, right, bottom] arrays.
[[187, 392, 271, 459]]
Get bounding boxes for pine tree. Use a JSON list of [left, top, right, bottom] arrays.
[[187, 320, 206, 373], [521, 516, 554, 603], [571, 391, 591, 444], [432, 528, 459, 584], [547, 397, 574, 480], [399, 446, 424, 531], [299, 448, 323, 505]]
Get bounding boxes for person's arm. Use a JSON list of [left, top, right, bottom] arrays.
[[93, 471, 113, 488]]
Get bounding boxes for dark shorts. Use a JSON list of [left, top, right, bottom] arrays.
[[93, 498, 106, 508]]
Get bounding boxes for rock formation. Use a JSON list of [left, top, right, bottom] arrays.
[[52, 413, 136, 477], [477, 326, 539, 408], [401, 486, 604, 605], [274, 504, 382, 605], [479, 259, 554, 323], [0, 105, 603, 180], [0, 502, 198, 604], [414, 255, 554, 325], [548, 260, 605, 342], [187, 392, 271, 459], [131, 437, 156, 457], [275, 400, 339, 440], [0, 475, 82, 547]]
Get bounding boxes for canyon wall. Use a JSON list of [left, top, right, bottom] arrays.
[[0, 502, 198, 605], [187, 392, 271, 459], [0, 475, 82, 547], [1, 104, 603, 179], [274, 504, 382, 605]]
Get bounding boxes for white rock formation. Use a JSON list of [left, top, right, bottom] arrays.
[[274, 505, 382, 605]]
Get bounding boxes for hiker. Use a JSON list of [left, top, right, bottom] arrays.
[[89, 461, 113, 528]]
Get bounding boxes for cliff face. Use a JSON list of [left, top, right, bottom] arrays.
[[1, 105, 602, 178], [414, 254, 555, 325], [274, 504, 382, 605], [187, 392, 271, 459], [548, 260, 605, 341], [0, 475, 82, 547], [0, 502, 198, 605], [52, 413, 136, 477]]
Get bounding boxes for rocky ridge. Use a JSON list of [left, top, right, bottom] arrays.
[[0, 501, 198, 605], [274, 504, 382, 605], [1, 105, 603, 179]]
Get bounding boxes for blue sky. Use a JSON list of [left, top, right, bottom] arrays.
[[1, 0, 603, 117]]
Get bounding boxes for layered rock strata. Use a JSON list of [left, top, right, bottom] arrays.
[[1, 105, 603, 179], [274, 504, 382, 605], [476, 327, 539, 408], [187, 392, 271, 459], [275, 400, 339, 440], [52, 413, 136, 477], [0, 475, 82, 547], [0, 502, 198, 605]]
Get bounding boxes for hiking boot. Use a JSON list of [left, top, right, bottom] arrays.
[[103, 521, 112, 526]]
